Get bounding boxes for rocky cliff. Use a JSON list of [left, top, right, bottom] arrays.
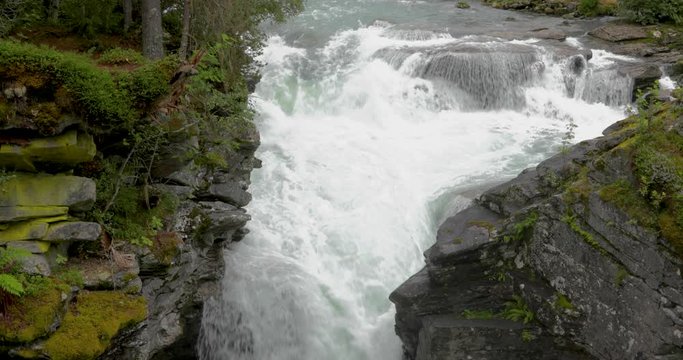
[[0, 40, 259, 359], [391, 96, 683, 358]]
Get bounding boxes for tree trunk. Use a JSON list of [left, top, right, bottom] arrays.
[[123, 0, 133, 33], [141, 0, 164, 59], [48, 0, 60, 22], [178, 0, 191, 60]]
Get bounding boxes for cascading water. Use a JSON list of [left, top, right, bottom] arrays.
[[197, 1, 639, 359]]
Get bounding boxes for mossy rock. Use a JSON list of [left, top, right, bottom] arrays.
[[0, 285, 64, 343], [0, 174, 95, 211], [0, 130, 96, 172], [42, 291, 147, 360], [0, 206, 69, 223]]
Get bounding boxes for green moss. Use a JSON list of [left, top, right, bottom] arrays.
[[43, 291, 147, 360], [599, 179, 658, 228], [462, 309, 495, 320], [0, 283, 62, 343], [0, 40, 177, 132], [615, 266, 629, 287], [97, 48, 146, 66], [565, 167, 592, 204], [554, 293, 574, 310], [562, 214, 609, 256], [521, 329, 536, 342]]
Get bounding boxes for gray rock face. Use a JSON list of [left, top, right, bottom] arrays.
[[44, 221, 102, 241], [589, 24, 649, 42], [391, 122, 683, 359], [101, 131, 261, 360], [207, 182, 252, 207]]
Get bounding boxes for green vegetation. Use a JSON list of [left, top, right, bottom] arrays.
[[456, 2, 471, 9], [554, 293, 575, 310], [0, 40, 176, 133], [98, 48, 147, 66], [502, 295, 535, 324], [619, 0, 683, 25], [562, 213, 609, 256], [0, 277, 64, 343], [502, 212, 538, 243], [615, 266, 629, 286], [43, 291, 147, 360], [598, 97, 683, 258], [462, 295, 535, 325], [462, 309, 496, 320], [521, 329, 536, 342]]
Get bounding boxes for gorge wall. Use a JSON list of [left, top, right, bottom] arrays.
[[391, 99, 683, 359], [0, 40, 259, 359]]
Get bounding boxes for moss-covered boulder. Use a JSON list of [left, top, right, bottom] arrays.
[[0, 284, 65, 343], [41, 291, 147, 360], [5, 240, 51, 253], [0, 130, 96, 172], [0, 206, 68, 223], [0, 174, 95, 211], [0, 220, 50, 241]]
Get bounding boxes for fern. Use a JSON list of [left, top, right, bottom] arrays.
[[0, 247, 31, 270], [502, 295, 535, 324], [0, 274, 24, 297]]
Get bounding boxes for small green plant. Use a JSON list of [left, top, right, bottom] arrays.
[[554, 293, 575, 310], [560, 118, 577, 155], [56, 269, 85, 288], [502, 212, 538, 243], [502, 295, 534, 324], [456, 1, 471, 9], [55, 255, 68, 266], [578, 0, 599, 16], [0, 247, 31, 314], [615, 267, 629, 287], [521, 329, 536, 342], [462, 309, 496, 320]]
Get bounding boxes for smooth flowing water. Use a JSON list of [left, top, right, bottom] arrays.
[[198, 1, 637, 359]]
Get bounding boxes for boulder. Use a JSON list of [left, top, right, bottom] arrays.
[[22, 254, 51, 276], [0, 130, 96, 172], [0, 174, 96, 211], [0, 220, 49, 241], [0, 206, 68, 223], [207, 182, 252, 207], [5, 240, 51, 253], [589, 24, 648, 42], [44, 221, 101, 241]]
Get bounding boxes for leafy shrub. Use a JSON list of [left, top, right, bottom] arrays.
[[0, 40, 135, 128], [619, 0, 683, 25], [98, 48, 146, 66], [579, 0, 599, 16]]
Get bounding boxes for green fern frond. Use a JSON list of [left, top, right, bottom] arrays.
[[0, 273, 25, 296]]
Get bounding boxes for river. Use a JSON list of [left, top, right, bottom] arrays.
[[197, 1, 634, 359]]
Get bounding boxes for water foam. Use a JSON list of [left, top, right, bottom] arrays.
[[198, 24, 629, 360]]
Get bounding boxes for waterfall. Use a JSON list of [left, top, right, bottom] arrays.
[[197, 9, 637, 360]]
